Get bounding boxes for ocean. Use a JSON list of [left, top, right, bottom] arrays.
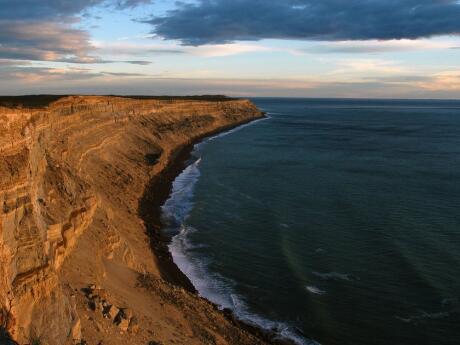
[[160, 98, 460, 345]]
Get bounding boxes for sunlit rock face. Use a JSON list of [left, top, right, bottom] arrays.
[[0, 96, 263, 345]]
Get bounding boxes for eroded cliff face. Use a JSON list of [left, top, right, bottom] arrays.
[[0, 96, 265, 345]]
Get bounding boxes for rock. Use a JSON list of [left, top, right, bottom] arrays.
[[71, 318, 82, 343], [88, 300, 96, 311], [128, 316, 139, 334], [95, 299, 104, 312], [121, 308, 134, 320], [95, 289, 108, 300], [105, 305, 120, 320], [114, 308, 132, 331], [117, 317, 130, 332]]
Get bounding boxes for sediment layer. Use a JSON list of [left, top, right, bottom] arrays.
[[0, 96, 266, 345]]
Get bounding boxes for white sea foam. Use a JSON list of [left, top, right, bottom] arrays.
[[166, 118, 320, 345], [170, 220, 318, 345], [305, 286, 326, 295], [161, 157, 202, 228]]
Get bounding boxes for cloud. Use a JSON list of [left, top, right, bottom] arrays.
[[0, 21, 95, 62], [334, 69, 460, 92], [148, 0, 460, 45], [333, 58, 405, 74], [0, 64, 154, 84], [0, 0, 151, 19], [363, 75, 433, 83], [0, 0, 101, 20], [0, 59, 30, 67], [114, 0, 152, 9], [187, 43, 271, 57], [92, 41, 185, 56], [0, 66, 102, 83], [0, 0, 152, 64], [94, 40, 269, 58], [304, 39, 452, 54], [121, 60, 152, 65], [101, 71, 149, 77], [1, 69, 459, 99], [416, 71, 460, 90]]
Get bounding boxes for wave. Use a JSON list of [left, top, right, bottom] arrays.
[[396, 310, 451, 324], [396, 298, 458, 324], [305, 286, 326, 295], [441, 297, 458, 306], [312, 271, 358, 282], [170, 225, 319, 345], [161, 156, 202, 230], [165, 120, 319, 345]]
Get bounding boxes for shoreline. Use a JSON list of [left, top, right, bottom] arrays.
[[139, 115, 267, 291], [138, 114, 298, 345]]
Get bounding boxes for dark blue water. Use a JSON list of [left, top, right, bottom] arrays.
[[162, 98, 460, 345]]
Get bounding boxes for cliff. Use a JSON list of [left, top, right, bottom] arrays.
[[0, 96, 266, 345]]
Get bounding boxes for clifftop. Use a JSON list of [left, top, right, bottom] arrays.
[[0, 95, 236, 109], [0, 96, 267, 345]]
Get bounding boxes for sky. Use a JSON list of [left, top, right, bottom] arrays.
[[1, 0, 460, 98]]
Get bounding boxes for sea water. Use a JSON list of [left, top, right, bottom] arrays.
[[161, 98, 460, 345]]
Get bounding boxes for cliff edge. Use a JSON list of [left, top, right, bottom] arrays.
[[0, 96, 267, 345]]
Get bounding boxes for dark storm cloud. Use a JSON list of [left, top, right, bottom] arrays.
[[148, 0, 460, 45]]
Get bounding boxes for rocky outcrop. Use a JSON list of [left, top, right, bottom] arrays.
[[0, 96, 265, 345]]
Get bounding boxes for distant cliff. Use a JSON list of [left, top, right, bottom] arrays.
[[0, 96, 267, 345]]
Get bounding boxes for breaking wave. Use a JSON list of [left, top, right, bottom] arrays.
[[305, 286, 326, 295]]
